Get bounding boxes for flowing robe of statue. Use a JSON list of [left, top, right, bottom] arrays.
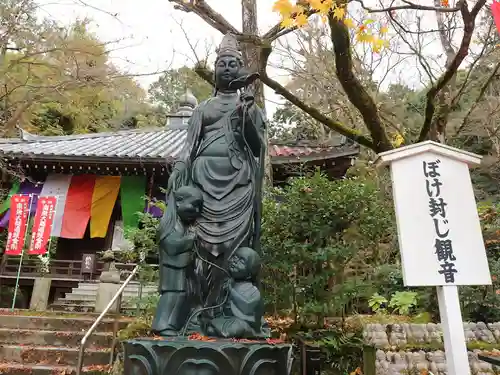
[[157, 33, 266, 321]]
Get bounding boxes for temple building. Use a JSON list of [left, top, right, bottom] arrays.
[[0, 91, 359, 309]]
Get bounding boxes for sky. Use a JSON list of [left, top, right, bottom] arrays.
[[36, 0, 286, 115], [34, 0, 487, 118]]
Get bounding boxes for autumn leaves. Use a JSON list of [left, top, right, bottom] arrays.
[[273, 0, 389, 53]]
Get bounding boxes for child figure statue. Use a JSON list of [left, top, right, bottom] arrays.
[[152, 185, 203, 336], [205, 247, 270, 339]]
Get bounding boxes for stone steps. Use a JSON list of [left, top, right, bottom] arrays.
[[50, 281, 158, 313], [0, 328, 113, 347], [0, 344, 110, 366], [50, 301, 148, 313], [55, 298, 148, 306], [63, 291, 156, 301], [50, 302, 95, 313], [75, 282, 156, 290], [0, 315, 129, 332], [49, 304, 143, 315], [0, 363, 111, 374], [71, 287, 156, 296], [0, 312, 131, 373]]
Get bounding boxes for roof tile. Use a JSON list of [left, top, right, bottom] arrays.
[[0, 128, 358, 163]]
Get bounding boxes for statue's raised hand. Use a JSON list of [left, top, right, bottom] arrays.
[[240, 90, 255, 107]]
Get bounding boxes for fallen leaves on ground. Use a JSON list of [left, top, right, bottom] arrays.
[[83, 364, 112, 372], [188, 333, 215, 342], [50, 367, 73, 375], [266, 338, 285, 344], [230, 338, 285, 345], [265, 316, 294, 331]]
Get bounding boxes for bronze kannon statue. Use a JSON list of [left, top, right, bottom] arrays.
[[153, 33, 269, 339]]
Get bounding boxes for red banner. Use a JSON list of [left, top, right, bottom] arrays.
[[493, 1, 500, 35], [5, 195, 30, 256], [28, 196, 56, 255]]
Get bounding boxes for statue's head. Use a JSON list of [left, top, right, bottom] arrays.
[[214, 33, 244, 91], [174, 185, 203, 224], [228, 247, 261, 281]]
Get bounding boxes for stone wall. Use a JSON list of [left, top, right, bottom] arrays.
[[363, 322, 500, 374]]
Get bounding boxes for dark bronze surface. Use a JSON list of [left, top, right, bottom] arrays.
[[123, 338, 292, 375], [153, 33, 268, 339]]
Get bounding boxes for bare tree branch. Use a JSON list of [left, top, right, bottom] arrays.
[[451, 20, 495, 107], [259, 44, 376, 149], [166, 0, 494, 153], [351, 0, 464, 14], [168, 0, 239, 35], [388, 12, 438, 83], [417, 0, 488, 142], [427, 0, 458, 142], [194, 62, 215, 87], [328, 14, 392, 152], [455, 61, 500, 136]]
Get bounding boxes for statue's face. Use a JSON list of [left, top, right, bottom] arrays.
[[228, 251, 248, 280], [215, 55, 240, 90], [175, 189, 202, 223]]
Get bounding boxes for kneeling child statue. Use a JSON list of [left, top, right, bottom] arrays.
[[206, 247, 270, 339]]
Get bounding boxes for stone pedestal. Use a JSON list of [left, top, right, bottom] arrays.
[[29, 277, 51, 311], [95, 262, 121, 313], [123, 337, 293, 375]]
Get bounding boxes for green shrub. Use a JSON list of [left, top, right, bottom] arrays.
[[261, 171, 395, 325]]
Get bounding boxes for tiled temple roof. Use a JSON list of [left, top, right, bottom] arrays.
[[0, 128, 359, 165]]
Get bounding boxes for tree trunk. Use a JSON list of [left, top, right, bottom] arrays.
[[0, 44, 8, 126], [241, 0, 263, 107], [241, 0, 272, 185], [429, 0, 457, 143]]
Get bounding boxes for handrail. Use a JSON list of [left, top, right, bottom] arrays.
[[479, 354, 500, 366], [76, 265, 139, 375]]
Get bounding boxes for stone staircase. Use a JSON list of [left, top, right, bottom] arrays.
[[0, 311, 131, 374], [51, 281, 158, 313]]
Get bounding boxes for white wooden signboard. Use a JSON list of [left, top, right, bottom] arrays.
[[375, 141, 492, 375], [375, 141, 491, 287]]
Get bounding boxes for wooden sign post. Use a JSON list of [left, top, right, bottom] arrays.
[[375, 141, 491, 375], [81, 253, 96, 281]]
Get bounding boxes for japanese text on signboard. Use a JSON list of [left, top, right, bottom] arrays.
[[423, 159, 458, 283], [29, 196, 56, 255], [5, 195, 30, 256]]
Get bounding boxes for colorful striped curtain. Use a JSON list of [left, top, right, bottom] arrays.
[[120, 176, 146, 230], [90, 176, 121, 238], [60, 175, 96, 239]]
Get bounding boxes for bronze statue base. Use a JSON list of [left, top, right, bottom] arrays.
[[123, 337, 293, 375]]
